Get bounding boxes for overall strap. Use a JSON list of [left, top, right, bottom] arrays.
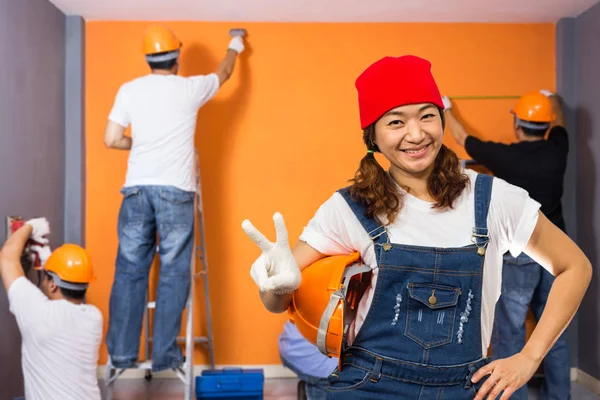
[[337, 187, 388, 245], [472, 174, 493, 251]]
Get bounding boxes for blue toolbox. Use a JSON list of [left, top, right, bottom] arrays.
[[195, 367, 264, 399]]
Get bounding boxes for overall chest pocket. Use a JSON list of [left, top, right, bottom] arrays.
[[405, 283, 461, 349]]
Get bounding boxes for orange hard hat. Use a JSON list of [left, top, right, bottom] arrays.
[[512, 91, 555, 123], [43, 244, 94, 289], [143, 25, 182, 55], [288, 252, 372, 364]]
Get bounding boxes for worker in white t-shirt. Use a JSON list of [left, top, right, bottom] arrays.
[[241, 55, 591, 399], [103, 25, 246, 373], [0, 218, 102, 400]]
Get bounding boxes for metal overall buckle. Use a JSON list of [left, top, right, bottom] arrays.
[[368, 226, 392, 252], [471, 228, 489, 256]]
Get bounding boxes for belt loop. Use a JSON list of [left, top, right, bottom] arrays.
[[369, 357, 383, 383], [464, 365, 475, 389]]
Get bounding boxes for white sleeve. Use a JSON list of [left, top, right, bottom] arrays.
[[488, 177, 541, 258], [8, 277, 49, 332], [299, 192, 369, 256], [187, 74, 220, 109], [108, 85, 130, 127]]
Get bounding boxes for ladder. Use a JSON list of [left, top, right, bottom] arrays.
[[104, 150, 215, 400]]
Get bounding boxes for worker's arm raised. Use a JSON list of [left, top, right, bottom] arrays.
[[215, 36, 245, 86], [242, 213, 325, 314], [442, 97, 469, 147], [0, 218, 49, 292], [540, 90, 566, 129], [550, 96, 565, 128], [441, 96, 512, 173]]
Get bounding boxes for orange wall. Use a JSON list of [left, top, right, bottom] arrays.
[[85, 22, 555, 365]]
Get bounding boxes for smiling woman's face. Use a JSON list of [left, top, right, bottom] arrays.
[[373, 103, 444, 177]]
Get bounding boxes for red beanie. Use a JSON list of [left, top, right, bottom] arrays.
[[355, 55, 444, 129]]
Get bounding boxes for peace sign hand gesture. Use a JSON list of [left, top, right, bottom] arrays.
[[242, 212, 301, 295]]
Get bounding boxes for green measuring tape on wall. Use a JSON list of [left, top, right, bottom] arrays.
[[448, 95, 520, 100]]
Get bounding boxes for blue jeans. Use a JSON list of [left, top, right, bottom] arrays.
[[491, 253, 571, 400], [281, 354, 329, 400], [106, 185, 195, 372]]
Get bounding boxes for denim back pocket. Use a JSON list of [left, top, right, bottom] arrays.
[[158, 188, 195, 229], [118, 186, 143, 227], [159, 188, 194, 205], [405, 283, 461, 349]]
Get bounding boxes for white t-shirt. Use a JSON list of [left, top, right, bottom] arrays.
[[8, 277, 103, 400], [299, 169, 541, 357], [109, 73, 220, 192]]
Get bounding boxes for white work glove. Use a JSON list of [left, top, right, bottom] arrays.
[[228, 36, 245, 55], [540, 89, 554, 97], [30, 244, 52, 267], [242, 212, 301, 295], [25, 217, 50, 245], [442, 96, 452, 110]]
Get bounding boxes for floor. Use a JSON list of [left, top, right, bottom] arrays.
[[100, 377, 599, 399], [527, 379, 599, 400]]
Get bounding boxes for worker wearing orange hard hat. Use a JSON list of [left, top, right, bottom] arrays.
[[443, 91, 570, 399], [241, 55, 590, 400], [142, 25, 183, 59], [0, 218, 102, 400], [104, 25, 247, 373]]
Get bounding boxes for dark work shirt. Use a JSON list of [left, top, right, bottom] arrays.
[[464, 126, 569, 232]]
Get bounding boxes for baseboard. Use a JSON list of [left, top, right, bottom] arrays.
[[97, 364, 297, 380], [574, 368, 600, 395]]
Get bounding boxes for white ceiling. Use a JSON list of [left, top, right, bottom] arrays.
[[48, 0, 598, 22]]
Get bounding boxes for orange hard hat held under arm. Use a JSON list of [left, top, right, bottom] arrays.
[[287, 252, 372, 369]]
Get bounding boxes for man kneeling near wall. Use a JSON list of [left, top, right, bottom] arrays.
[[0, 218, 103, 400], [279, 321, 338, 400]]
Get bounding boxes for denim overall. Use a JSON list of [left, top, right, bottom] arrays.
[[327, 174, 493, 399]]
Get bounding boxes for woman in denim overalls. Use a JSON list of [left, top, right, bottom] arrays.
[[242, 55, 591, 399]]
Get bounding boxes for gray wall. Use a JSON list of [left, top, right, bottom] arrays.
[[64, 16, 86, 246], [575, 0, 600, 380], [0, 0, 66, 397], [556, 17, 580, 369], [558, 0, 600, 380]]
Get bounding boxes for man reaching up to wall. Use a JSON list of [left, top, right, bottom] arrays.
[[104, 25, 246, 372]]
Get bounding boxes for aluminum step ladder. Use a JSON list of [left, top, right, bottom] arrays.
[[104, 150, 215, 400]]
